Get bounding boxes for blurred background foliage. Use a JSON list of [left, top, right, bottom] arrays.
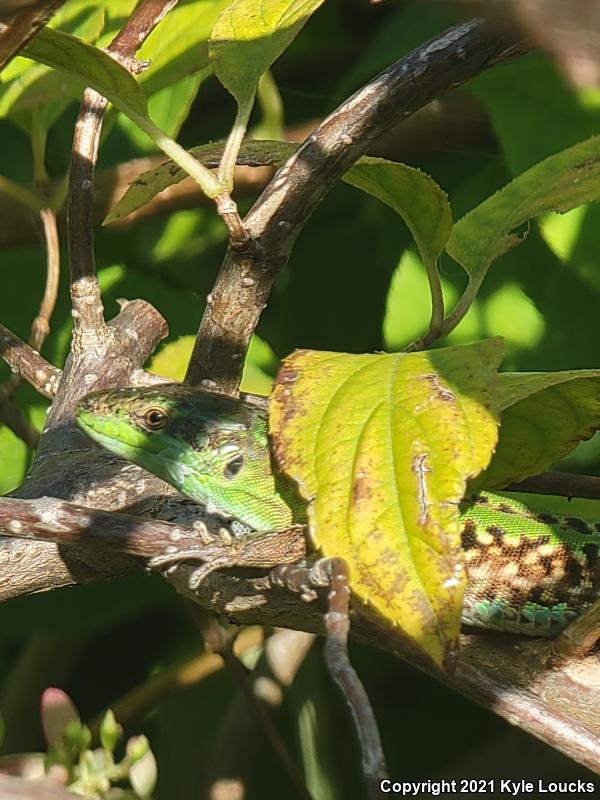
[[0, 0, 598, 795]]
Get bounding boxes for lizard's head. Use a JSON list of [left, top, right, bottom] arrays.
[[76, 384, 295, 532]]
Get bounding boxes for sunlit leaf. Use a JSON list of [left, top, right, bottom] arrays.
[[345, 157, 452, 272], [270, 341, 503, 668], [22, 26, 149, 118], [447, 135, 600, 301], [0, 7, 105, 126], [136, 0, 229, 97], [209, 0, 326, 105]]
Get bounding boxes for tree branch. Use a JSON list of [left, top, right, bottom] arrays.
[[507, 471, 600, 500], [0, 0, 66, 71], [67, 0, 177, 343], [0, 323, 61, 398], [185, 18, 527, 394], [0, 96, 494, 249]]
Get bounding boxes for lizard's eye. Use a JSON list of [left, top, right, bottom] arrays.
[[142, 407, 167, 430], [223, 455, 244, 479]]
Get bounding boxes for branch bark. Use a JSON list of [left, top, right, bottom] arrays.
[[185, 18, 527, 394], [0, 0, 66, 70], [67, 0, 177, 343]]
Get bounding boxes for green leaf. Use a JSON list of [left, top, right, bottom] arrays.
[[0, 7, 105, 126], [345, 157, 452, 272], [22, 27, 223, 197], [445, 136, 600, 329], [209, 0, 326, 105], [346, 157, 452, 337], [270, 340, 503, 668], [136, 0, 229, 97], [110, 0, 228, 144], [480, 370, 600, 489], [22, 26, 149, 118], [104, 139, 296, 224]]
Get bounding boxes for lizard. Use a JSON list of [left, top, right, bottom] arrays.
[[75, 383, 600, 639]]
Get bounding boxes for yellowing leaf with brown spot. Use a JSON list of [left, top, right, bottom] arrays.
[[270, 341, 503, 669]]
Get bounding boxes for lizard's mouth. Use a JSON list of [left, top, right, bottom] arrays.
[[76, 410, 168, 457]]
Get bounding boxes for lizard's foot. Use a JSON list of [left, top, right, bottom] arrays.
[[148, 525, 239, 572], [271, 557, 350, 603]]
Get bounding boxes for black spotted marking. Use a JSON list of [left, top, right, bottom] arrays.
[[582, 542, 599, 566], [497, 503, 516, 515], [539, 555, 555, 577], [535, 512, 558, 525], [472, 494, 489, 503], [564, 558, 583, 588], [564, 517, 593, 535], [486, 525, 506, 543], [527, 586, 546, 606], [461, 519, 478, 549]]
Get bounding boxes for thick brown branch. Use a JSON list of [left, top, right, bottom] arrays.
[[186, 18, 527, 393]]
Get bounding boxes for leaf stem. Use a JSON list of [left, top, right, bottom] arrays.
[[423, 255, 445, 343], [218, 97, 254, 190], [131, 112, 225, 198], [439, 275, 481, 338], [255, 70, 284, 140], [0, 175, 45, 213]]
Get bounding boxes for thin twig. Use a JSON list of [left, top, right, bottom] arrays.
[[32, 208, 61, 352], [2, 207, 61, 408], [67, 0, 178, 344], [195, 614, 315, 800], [318, 559, 388, 796], [270, 558, 388, 793], [0, 207, 59, 446], [215, 193, 253, 252], [506, 470, 600, 500], [185, 18, 527, 393]]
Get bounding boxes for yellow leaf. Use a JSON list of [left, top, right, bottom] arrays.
[[270, 341, 503, 668]]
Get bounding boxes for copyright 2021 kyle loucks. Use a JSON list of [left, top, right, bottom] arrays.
[[380, 779, 597, 796]]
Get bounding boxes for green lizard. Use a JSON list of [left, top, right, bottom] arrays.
[[75, 383, 600, 638]]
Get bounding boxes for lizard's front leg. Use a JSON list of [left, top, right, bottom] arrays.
[[149, 524, 308, 588]]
